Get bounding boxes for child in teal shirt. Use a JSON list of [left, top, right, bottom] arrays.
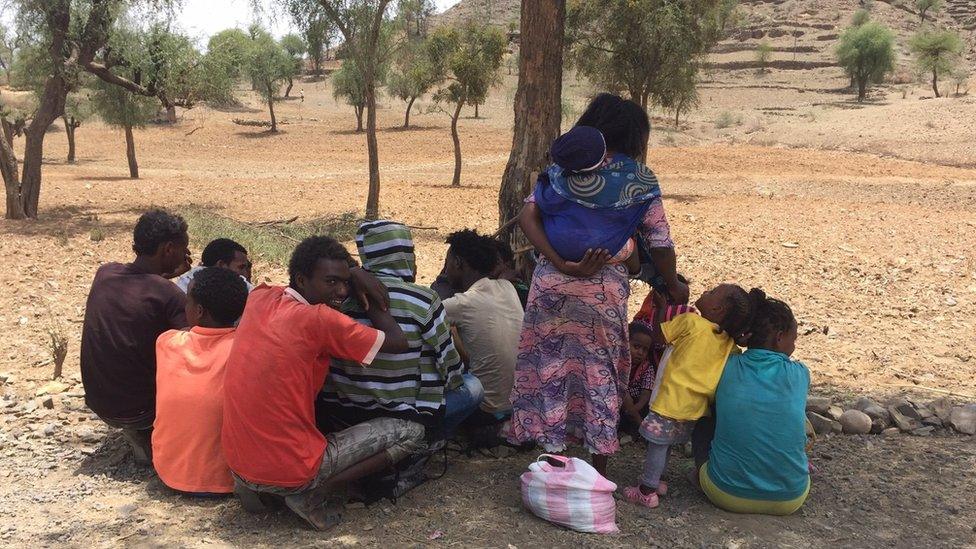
[[700, 292, 811, 515]]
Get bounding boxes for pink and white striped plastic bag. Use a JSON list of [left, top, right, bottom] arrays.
[[519, 454, 619, 534]]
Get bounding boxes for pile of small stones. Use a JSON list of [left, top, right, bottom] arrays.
[[805, 395, 976, 437]]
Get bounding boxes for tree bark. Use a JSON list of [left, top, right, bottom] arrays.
[[64, 116, 77, 163], [857, 78, 867, 102], [474, 103, 480, 119], [285, 77, 294, 98], [124, 125, 138, 179], [932, 67, 940, 98], [356, 105, 364, 132], [268, 85, 278, 132], [404, 96, 416, 128], [451, 101, 464, 187], [165, 104, 177, 124], [18, 70, 70, 218], [498, 0, 566, 270], [364, 86, 381, 220], [0, 118, 24, 219]]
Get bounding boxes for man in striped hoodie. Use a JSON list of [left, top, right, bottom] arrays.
[[318, 220, 482, 448]]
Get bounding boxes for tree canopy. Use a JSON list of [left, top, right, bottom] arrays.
[[909, 28, 963, 97], [836, 21, 896, 101]]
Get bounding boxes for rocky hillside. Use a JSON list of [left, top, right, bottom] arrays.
[[433, 0, 520, 29]]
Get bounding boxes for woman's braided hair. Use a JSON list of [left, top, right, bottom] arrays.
[[746, 295, 796, 349], [717, 286, 767, 346]]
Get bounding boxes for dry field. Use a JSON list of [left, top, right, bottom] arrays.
[[1, 66, 976, 547]]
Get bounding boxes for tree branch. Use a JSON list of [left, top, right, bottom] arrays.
[[84, 61, 154, 96]]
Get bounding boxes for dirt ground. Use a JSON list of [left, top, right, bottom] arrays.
[[2, 60, 976, 547]]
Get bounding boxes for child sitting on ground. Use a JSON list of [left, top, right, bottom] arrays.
[[152, 267, 249, 495], [623, 283, 763, 509]]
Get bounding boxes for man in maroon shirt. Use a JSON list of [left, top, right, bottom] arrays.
[[81, 209, 191, 464]]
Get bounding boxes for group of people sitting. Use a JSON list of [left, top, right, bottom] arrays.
[[80, 92, 813, 533], [80, 211, 526, 529]]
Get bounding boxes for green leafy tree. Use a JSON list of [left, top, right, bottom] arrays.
[[852, 8, 871, 26], [281, 0, 397, 220], [246, 29, 296, 132], [332, 58, 370, 131], [398, 0, 435, 38], [280, 33, 306, 97], [201, 28, 252, 105], [291, 9, 338, 76], [670, 64, 700, 127], [915, 0, 943, 24], [835, 21, 896, 102], [430, 24, 505, 187], [91, 78, 158, 179], [756, 40, 773, 73], [909, 28, 962, 98], [566, 0, 734, 117], [139, 24, 211, 123], [951, 67, 969, 96], [387, 37, 444, 128]]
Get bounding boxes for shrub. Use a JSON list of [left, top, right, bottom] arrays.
[[714, 111, 742, 129]]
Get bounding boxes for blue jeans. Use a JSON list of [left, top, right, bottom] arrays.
[[443, 373, 484, 437]]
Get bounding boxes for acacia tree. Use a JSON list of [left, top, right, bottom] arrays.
[[910, 28, 962, 98], [430, 24, 505, 187], [915, 0, 943, 24], [332, 58, 369, 131], [284, 0, 396, 220], [398, 0, 435, 38], [280, 33, 306, 97], [247, 29, 296, 132], [202, 28, 252, 105], [289, 4, 339, 76], [756, 40, 773, 73], [836, 21, 896, 101], [91, 79, 158, 178], [498, 0, 566, 258], [566, 0, 735, 112], [387, 38, 443, 128]]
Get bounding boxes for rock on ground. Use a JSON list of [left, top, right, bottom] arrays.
[[807, 411, 842, 435], [948, 405, 976, 435], [839, 410, 872, 435], [806, 396, 832, 416]]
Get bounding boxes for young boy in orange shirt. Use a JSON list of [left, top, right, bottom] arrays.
[[152, 267, 249, 495]]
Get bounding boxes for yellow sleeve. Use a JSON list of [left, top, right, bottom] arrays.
[[660, 312, 696, 345]]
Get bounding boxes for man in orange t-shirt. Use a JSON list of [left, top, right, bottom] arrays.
[[152, 267, 249, 494], [222, 236, 418, 531]]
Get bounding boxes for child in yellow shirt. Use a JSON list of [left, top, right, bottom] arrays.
[[623, 283, 764, 509]]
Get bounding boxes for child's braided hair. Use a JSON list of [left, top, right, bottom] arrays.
[[746, 295, 796, 348], [717, 286, 767, 346]]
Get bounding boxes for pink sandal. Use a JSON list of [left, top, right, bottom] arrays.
[[623, 486, 660, 509]]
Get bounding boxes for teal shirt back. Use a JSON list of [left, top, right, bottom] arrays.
[[707, 348, 810, 501]]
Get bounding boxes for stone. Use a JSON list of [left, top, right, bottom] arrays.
[[41, 396, 54, 409], [870, 417, 888, 434], [839, 410, 872, 435], [930, 397, 954, 423], [806, 396, 832, 416], [42, 424, 56, 437], [882, 427, 900, 436], [806, 411, 842, 435], [35, 380, 69, 397], [888, 399, 923, 432], [826, 406, 844, 421], [922, 416, 943, 428], [910, 426, 935, 436], [854, 397, 889, 422], [948, 405, 976, 435]]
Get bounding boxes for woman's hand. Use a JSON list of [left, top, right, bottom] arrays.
[[349, 267, 389, 312], [557, 248, 611, 277]]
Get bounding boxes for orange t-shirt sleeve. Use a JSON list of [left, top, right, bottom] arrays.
[[314, 305, 384, 365]]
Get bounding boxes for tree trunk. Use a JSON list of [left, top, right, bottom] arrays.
[[17, 72, 69, 219], [498, 0, 566, 275], [474, 103, 480, 119], [364, 86, 381, 220], [404, 96, 416, 128], [64, 117, 77, 163], [124, 125, 138, 179], [268, 86, 278, 132], [0, 118, 23, 220], [285, 77, 294, 98], [451, 101, 464, 187], [675, 107, 680, 128], [356, 105, 364, 132], [857, 78, 867, 102], [932, 67, 940, 98], [165, 103, 177, 124]]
